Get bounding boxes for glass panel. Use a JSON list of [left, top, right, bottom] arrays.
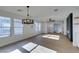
[[0, 17, 11, 27], [0, 28, 2, 36], [0, 28, 10, 36], [14, 28, 23, 35], [0, 20, 1, 27], [35, 22, 41, 32], [0, 16, 11, 37], [38, 23, 41, 32], [14, 19, 23, 35], [14, 19, 22, 22], [14, 19, 23, 27], [14, 21, 23, 27], [35, 22, 38, 32]]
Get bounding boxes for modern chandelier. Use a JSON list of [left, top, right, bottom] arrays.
[[22, 6, 34, 24]]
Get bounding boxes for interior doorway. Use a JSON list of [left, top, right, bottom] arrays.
[[66, 13, 73, 42]]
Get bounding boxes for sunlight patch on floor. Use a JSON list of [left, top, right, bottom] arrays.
[[42, 34, 60, 40], [10, 49, 21, 53], [22, 42, 57, 53], [31, 45, 57, 53], [22, 42, 37, 52]]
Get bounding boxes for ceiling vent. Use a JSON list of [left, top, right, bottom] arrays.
[[54, 9, 58, 12], [17, 9, 22, 12]]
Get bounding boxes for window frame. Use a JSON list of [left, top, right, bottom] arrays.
[[0, 16, 11, 37], [35, 22, 41, 32], [0, 16, 24, 38], [14, 19, 24, 35]]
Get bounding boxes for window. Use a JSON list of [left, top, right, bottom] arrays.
[[0, 17, 11, 37], [0, 16, 24, 38], [38, 23, 41, 32], [35, 22, 41, 32], [14, 19, 23, 35]]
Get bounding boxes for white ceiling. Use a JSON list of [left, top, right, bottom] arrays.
[[0, 6, 79, 21]]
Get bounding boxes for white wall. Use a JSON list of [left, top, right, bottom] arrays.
[[73, 9, 79, 47], [63, 19, 67, 35], [0, 10, 40, 47]]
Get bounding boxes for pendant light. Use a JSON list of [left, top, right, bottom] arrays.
[[22, 6, 34, 24]]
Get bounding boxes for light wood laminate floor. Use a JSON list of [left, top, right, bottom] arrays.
[[0, 33, 79, 53]]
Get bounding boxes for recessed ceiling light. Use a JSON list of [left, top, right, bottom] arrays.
[[17, 9, 22, 12], [54, 9, 58, 12]]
